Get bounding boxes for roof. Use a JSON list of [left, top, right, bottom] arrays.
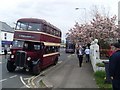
[[0, 21, 14, 33], [17, 18, 61, 32]]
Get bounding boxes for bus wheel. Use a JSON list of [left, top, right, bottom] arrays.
[[32, 63, 41, 75], [7, 61, 16, 72], [53, 57, 58, 65]]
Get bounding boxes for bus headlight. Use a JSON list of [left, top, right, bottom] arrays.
[[27, 57, 31, 61], [11, 55, 14, 58]]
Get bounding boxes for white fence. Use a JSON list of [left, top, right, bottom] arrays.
[[90, 39, 105, 72]]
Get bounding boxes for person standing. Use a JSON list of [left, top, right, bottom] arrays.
[[109, 42, 120, 90], [4, 48, 7, 59], [85, 47, 90, 63], [77, 45, 84, 67]]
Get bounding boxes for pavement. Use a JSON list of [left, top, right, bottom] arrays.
[[33, 54, 98, 88]]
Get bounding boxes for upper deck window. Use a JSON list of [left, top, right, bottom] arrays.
[[16, 22, 28, 30], [16, 21, 42, 31], [28, 23, 41, 31]]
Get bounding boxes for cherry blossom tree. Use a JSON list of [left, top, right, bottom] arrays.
[[66, 11, 120, 49]]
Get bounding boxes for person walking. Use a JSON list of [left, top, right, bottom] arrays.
[[109, 42, 120, 90], [4, 48, 7, 59], [77, 45, 84, 67], [76, 46, 79, 58], [85, 47, 90, 63]]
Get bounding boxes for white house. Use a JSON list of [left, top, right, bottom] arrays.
[[0, 21, 14, 54]]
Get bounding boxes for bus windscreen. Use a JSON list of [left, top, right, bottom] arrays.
[[16, 22, 42, 31]]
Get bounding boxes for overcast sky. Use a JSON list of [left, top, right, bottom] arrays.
[[0, 0, 119, 40]]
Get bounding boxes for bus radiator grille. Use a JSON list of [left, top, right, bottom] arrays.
[[15, 51, 26, 67]]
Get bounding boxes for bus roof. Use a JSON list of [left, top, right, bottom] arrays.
[[17, 18, 61, 32]]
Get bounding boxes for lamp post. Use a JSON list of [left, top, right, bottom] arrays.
[[75, 7, 86, 23]]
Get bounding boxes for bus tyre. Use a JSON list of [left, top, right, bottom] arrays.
[[7, 61, 16, 72], [53, 57, 58, 65], [32, 63, 41, 75]]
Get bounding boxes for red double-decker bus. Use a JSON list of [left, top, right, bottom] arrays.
[[7, 18, 62, 75]]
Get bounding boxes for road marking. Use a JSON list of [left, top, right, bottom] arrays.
[[24, 78, 31, 80], [1, 62, 6, 64], [20, 76, 30, 88], [31, 77, 36, 88], [68, 55, 72, 58], [28, 76, 35, 87], [30, 73, 45, 88], [0, 79, 7, 82], [9, 75, 17, 79], [58, 61, 62, 63]]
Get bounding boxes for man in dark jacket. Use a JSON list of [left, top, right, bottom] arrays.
[[76, 45, 84, 67], [4, 48, 7, 59], [109, 42, 120, 90]]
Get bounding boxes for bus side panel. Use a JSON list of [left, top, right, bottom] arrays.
[[42, 55, 53, 68], [42, 54, 58, 68], [40, 34, 61, 43]]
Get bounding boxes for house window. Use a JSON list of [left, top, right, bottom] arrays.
[[4, 33, 7, 36], [4, 33, 7, 40]]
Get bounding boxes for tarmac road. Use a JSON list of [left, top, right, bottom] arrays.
[[1, 55, 33, 88]]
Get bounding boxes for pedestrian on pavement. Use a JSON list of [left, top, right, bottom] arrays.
[[4, 48, 7, 59], [109, 42, 120, 90], [85, 47, 90, 63], [76, 46, 79, 58], [77, 45, 84, 67]]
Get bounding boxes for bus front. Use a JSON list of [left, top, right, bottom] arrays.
[[65, 41, 75, 53], [7, 19, 44, 75]]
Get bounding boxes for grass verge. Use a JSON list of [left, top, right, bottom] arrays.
[[94, 70, 112, 89], [96, 63, 105, 67]]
